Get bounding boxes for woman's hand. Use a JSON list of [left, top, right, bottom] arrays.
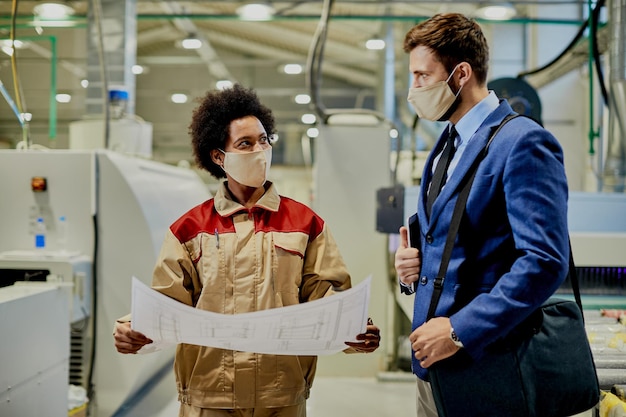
[[345, 318, 381, 353], [113, 321, 153, 354]]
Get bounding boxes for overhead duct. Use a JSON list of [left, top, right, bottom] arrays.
[[604, 0, 626, 191], [85, 0, 137, 116], [523, 25, 609, 90], [71, 0, 154, 157]]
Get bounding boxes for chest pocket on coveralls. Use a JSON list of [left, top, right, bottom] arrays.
[[272, 233, 307, 307]]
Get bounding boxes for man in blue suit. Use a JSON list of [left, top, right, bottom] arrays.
[[394, 13, 570, 416]]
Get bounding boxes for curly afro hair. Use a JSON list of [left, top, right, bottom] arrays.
[[189, 84, 276, 179]]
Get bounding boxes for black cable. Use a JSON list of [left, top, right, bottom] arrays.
[[591, 0, 608, 106], [306, 0, 333, 122], [86, 156, 100, 415], [86, 212, 98, 416], [517, 19, 588, 79], [518, 0, 606, 83]]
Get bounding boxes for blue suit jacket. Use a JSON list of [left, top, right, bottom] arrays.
[[410, 100, 569, 379]]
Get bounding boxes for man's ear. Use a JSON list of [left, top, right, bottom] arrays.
[[456, 61, 472, 87]]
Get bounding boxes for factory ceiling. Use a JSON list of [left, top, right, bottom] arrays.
[[0, 1, 594, 165]]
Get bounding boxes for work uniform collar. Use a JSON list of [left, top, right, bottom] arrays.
[[214, 181, 280, 217]]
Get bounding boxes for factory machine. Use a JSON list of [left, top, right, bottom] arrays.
[[566, 191, 626, 391], [0, 149, 210, 416]]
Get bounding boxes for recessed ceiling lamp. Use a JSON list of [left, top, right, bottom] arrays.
[[171, 93, 189, 104], [56, 93, 72, 103], [306, 127, 319, 138], [1, 39, 26, 56], [365, 39, 385, 50], [216, 80, 234, 90], [475, 3, 517, 20], [33, 2, 75, 19], [283, 64, 303, 75], [301, 113, 317, 124], [236, 3, 275, 21], [181, 35, 202, 50], [132, 64, 148, 75], [295, 94, 311, 105]]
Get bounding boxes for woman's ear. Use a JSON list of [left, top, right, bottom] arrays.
[[210, 149, 223, 167]]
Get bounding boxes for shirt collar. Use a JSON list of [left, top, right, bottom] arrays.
[[451, 91, 499, 146]]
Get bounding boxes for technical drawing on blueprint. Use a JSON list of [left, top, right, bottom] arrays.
[[130, 276, 371, 355]]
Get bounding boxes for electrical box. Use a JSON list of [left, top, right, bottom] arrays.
[[376, 186, 405, 234]]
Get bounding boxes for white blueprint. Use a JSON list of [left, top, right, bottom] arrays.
[[131, 275, 371, 355]]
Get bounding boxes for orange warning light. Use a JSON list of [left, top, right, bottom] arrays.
[[31, 176, 48, 192]]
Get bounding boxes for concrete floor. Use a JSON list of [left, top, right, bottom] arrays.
[[146, 373, 417, 417], [141, 371, 596, 417], [307, 374, 416, 417]]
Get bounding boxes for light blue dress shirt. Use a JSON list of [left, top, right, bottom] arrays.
[[441, 91, 500, 180]]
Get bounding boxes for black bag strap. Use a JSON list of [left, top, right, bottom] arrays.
[[426, 114, 582, 320], [568, 238, 583, 313]]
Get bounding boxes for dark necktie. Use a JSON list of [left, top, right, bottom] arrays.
[[427, 126, 457, 217]]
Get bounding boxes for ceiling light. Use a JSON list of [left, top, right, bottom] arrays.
[[216, 80, 233, 90], [132, 65, 146, 75], [1, 40, 26, 56], [56, 93, 72, 103], [295, 94, 311, 105], [365, 39, 385, 50], [474, 3, 517, 20], [171, 93, 189, 104], [301, 113, 317, 124], [306, 127, 319, 138], [236, 3, 275, 21], [81, 79, 89, 88], [283, 64, 303, 75], [1, 39, 25, 49], [181, 36, 202, 50], [33, 2, 75, 20]]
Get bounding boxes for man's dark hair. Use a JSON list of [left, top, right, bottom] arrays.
[[403, 13, 489, 86]]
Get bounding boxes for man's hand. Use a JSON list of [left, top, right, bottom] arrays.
[[395, 226, 421, 288], [113, 321, 153, 354], [345, 319, 381, 353], [409, 317, 460, 368]]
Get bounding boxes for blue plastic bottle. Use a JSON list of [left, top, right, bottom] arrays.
[[35, 217, 46, 249]]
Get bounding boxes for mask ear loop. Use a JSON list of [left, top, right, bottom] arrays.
[[446, 64, 464, 97], [445, 64, 460, 83], [214, 149, 226, 171]]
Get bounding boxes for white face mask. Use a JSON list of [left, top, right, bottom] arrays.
[[220, 147, 272, 188], [407, 65, 462, 121]]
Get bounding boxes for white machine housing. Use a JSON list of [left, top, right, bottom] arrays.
[[69, 117, 153, 159], [0, 149, 211, 417], [0, 283, 69, 417]]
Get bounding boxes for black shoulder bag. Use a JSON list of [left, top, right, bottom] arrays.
[[428, 115, 600, 417]]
